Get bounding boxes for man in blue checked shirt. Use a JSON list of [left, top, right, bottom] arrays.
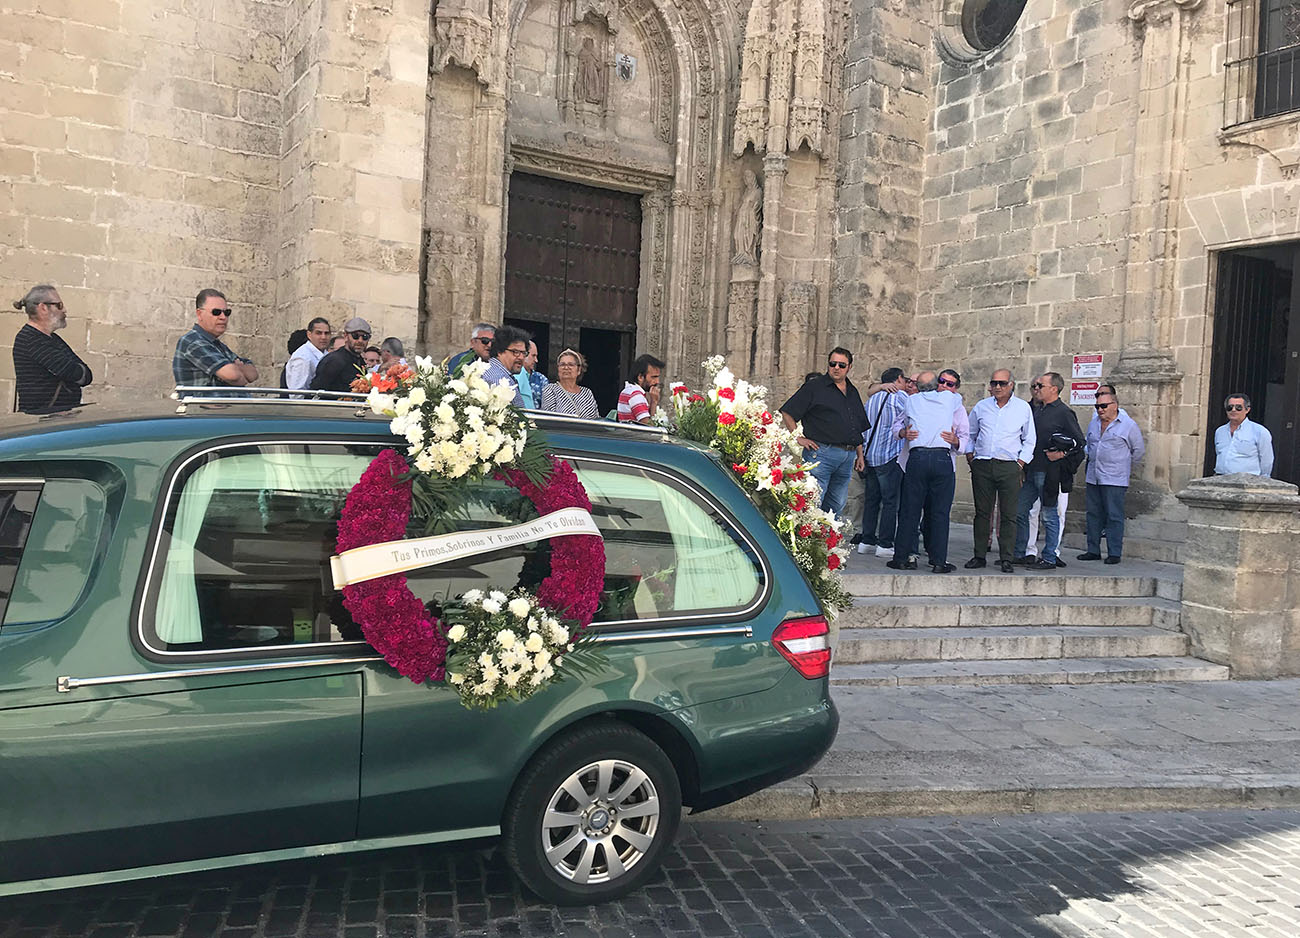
[[857, 368, 911, 559], [1076, 390, 1145, 565], [171, 288, 258, 390]]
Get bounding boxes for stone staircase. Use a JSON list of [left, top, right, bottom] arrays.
[[831, 564, 1229, 687]]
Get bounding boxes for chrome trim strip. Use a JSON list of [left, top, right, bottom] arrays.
[[58, 656, 383, 692], [0, 478, 46, 485], [2, 824, 501, 897], [524, 409, 669, 435], [591, 624, 753, 644], [173, 386, 368, 400], [138, 441, 770, 658]]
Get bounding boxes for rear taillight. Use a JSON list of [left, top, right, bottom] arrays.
[[772, 616, 831, 679]]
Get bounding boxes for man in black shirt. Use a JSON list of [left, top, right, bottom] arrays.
[[312, 316, 371, 392], [11, 284, 92, 414], [1013, 372, 1085, 570], [780, 347, 869, 516]]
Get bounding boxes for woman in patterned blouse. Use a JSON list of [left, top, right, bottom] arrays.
[[540, 348, 599, 419]]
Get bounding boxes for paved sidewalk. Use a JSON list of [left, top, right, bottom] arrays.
[[709, 679, 1300, 820]]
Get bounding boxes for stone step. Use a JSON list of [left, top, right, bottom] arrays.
[[840, 572, 1173, 600], [840, 596, 1182, 630], [835, 626, 1189, 664], [830, 657, 1230, 688]]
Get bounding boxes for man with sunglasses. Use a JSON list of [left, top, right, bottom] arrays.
[[966, 369, 1035, 573], [1077, 391, 1144, 565], [781, 348, 869, 517], [311, 317, 372, 392], [172, 288, 258, 389], [447, 322, 496, 375], [12, 283, 93, 414], [1013, 373, 1084, 571], [1214, 393, 1274, 477]]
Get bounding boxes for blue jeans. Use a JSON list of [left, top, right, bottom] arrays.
[[1015, 471, 1061, 563], [893, 449, 955, 566], [809, 444, 856, 517], [860, 459, 903, 548], [1085, 483, 1127, 558]]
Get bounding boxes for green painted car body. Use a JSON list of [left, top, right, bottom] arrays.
[[0, 403, 836, 896]]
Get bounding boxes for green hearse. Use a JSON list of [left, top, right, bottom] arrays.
[[0, 395, 835, 904]]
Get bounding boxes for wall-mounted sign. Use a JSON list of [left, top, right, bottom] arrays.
[[616, 53, 636, 81], [1070, 381, 1099, 406], [1071, 353, 1103, 379]]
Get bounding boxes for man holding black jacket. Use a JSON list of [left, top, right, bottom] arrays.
[[1013, 372, 1084, 571]]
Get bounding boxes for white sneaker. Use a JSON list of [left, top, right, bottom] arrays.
[[875, 545, 894, 559], [857, 542, 870, 555]]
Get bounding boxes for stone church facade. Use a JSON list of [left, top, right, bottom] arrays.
[[3, 0, 1299, 557]]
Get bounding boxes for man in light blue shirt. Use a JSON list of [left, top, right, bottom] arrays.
[[965, 368, 1035, 573], [857, 367, 911, 558], [1214, 392, 1274, 477], [888, 371, 970, 572], [1076, 391, 1144, 565]]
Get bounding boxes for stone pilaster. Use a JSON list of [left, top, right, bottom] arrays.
[[1176, 473, 1300, 678]]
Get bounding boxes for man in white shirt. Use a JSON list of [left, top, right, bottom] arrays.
[[965, 368, 1035, 573], [888, 371, 970, 572], [284, 316, 332, 390], [1214, 392, 1274, 477]]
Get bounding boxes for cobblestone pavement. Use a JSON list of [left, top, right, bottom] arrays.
[[3, 810, 1300, 937]]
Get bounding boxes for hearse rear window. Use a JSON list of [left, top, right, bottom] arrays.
[[0, 483, 42, 627], [143, 444, 764, 654]]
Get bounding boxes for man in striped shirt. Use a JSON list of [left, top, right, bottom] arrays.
[[618, 354, 664, 424], [11, 284, 92, 414], [857, 367, 910, 558]]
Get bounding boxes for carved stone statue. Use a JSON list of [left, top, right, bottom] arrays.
[[574, 37, 605, 105], [732, 170, 762, 267]]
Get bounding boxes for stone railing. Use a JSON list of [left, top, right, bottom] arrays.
[[1176, 473, 1300, 678]]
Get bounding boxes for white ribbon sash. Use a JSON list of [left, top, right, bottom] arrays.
[[330, 507, 602, 589]]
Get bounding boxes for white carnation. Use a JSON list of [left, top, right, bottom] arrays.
[[415, 355, 434, 374], [447, 624, 466, 642], [533, 649, 551, 670], [525, 632, 544, 653], [435, 401, 455, 423], [368, 390, 396, 415], [713, 366, 735, 388], [547, 621, 569, 645], [407, 386, 427, 406], [489, 590, 507, 604], [481, 598, 502, 615], [463, 589, 484, 604], [414, 450, 435, 473], [493, 444, 513, 464], [471, 386, 490, 403], [404, 424, 424, 446], [495, 628, 516, 648], [394, 397, 412, 417], [388, 415, 409, 436], [509, 597, 531, 618], [434, 421, 456, 440], [449, 379, 469, 395]]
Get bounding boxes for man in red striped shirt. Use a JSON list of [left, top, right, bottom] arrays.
[[617, 354, 664, 424]]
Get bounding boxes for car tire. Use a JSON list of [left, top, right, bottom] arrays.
[[503, 720, 682, 905]]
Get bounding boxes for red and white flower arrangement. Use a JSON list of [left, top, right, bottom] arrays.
[[668, 356, 852, 617], [335, 356, 605, 710]]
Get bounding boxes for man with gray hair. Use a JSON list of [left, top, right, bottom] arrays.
[[11, 284, 92, 414], [1014, 372, 1085, 570], [378, 337, 407, 370], [447, 322, 495, 373], [966, 367, 1034, 573]]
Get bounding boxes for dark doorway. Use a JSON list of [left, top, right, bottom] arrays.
[[504, 172, 641, 417], [1207, 244, 1300, 482]]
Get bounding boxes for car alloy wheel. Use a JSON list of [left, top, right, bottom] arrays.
[[542, 757, 660, 885], [504, 720, 681, 905]]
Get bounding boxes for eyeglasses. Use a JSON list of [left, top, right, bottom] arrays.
[[827, 361, 849, 370], [938, 378, 958, 388], [988, 380, 1010, 387], [1095, 402, 1115, 410], [504, 346, 528, 357], [208, 308, 232, 317], [41, 301, 66, 311], [349, 330, 370, 340], [1030, 383, 1044, 390], [1226, 404, 1246, 412], [557, 361, 579, 368]]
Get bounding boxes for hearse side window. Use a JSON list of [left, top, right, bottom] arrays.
[[146, 445, 766, 654], [0, 483, 42, 628], [4, 479, 108, 627], [148, 446, 377, 652]]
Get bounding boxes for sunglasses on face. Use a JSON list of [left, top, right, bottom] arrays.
[[41, 301, 66, 311], [1095, 402, 1115, 410], [1030, 383, 1044, 390], [827, 361, 849, 370], [208, 308, 232, 317], [988, 380, 1010, 387], [938, 378, 958, 388], [1226, 404, 1246, 412], [349, 331, 370, 340], [473, 336, 492, 344]]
